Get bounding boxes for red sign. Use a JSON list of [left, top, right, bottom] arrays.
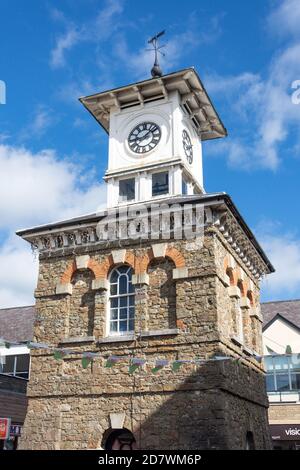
[[0, 418, 11, 440]]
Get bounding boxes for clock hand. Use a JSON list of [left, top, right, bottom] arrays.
[[136, 129, 153, 144]]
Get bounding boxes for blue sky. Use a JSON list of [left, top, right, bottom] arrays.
[[0, 0, 300, 306]]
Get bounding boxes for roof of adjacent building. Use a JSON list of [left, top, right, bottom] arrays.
[[262, 299, 300, 330], [0, 305, 35, 343]]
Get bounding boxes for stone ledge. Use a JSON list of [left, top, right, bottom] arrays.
[[231, 336, 243, 347], [140, 328, 180, 338], [132, 273, 149, 285], [228, 286, 241, 298], [243, 346, 254, 356], [252, 350, 262, 358], [97, 334, 135, 344], [250, 308, 263, 321], [55, 283, 73, 295], [34, 289, 56, 298], [92, 279, 109, 291], [223, 274, 231, 287], [97, 329, 180, 344], [240, 297, 251, 309], [173, 267, 189, 279], [59, 336, 95, 345]]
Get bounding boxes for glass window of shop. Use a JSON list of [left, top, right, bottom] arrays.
[[265, 354, 300, 392], [0, 354, 30, 379]]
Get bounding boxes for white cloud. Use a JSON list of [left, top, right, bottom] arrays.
[[0, 144, 106, 229], [0, 132, 10, 143], [260, 230, 300, 300], [55, 76, 114, 105], [49, 0, 124, 69], [92, 0, 124, 41], [267, 0, 300, 39], [0, 235, 37, 308], [20, 106, 56, 139], [204, 0, 300, 170], [50, 27, 80, 69], [114, 14, 223, 80], [0, 143, 107, 308]]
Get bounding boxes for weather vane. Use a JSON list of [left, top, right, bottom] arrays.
[[148, 30, 166, 78]]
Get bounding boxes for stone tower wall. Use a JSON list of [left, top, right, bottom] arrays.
[[19, 229, 271, 450]]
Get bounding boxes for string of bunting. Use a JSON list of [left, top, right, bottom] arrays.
[[0, 337, 263, 373]]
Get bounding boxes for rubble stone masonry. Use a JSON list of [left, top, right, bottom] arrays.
[[19, 227, 271, 450]]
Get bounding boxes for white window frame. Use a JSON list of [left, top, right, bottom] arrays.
[[151, 170, 170, 198], [108, 265, 135, 336], [118, 177, 136, 203]]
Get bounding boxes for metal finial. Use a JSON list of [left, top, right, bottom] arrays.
[[147, 30, 166, 78]]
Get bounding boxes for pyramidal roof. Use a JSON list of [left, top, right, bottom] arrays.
[[79, 68, 227, 142]]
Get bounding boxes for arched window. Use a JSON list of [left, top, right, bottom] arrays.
[[109, 265, 135, 335]]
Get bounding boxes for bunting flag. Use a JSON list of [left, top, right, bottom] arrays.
[[0, 336, 263, 372], [82, 356, 92, 369], [53, 349, 70, 361], [171, 360, 189, 372], [81, 352, 100, 369], [105, 355, 123, 368], [151, 359, 169, 374], [27, 341, 50, 350], [171, 361, 182, 372], [128, 358, 146, 374], [54, 350, 64, 361]]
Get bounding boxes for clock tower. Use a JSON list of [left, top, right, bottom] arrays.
[[17, 62, 274, 450], [80, 68, 227, 207]]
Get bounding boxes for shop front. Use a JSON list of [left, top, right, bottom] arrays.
[[0, 420, 22, 450], [0, 373, 28, 450], [270, 423, 300, 450]]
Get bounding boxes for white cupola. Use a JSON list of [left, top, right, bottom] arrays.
[[80, 68, 227, 208]]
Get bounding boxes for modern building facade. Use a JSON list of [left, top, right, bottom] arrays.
[[17, 68, 274, 450], [0, 306, 34, 450], [262, 300, 300, 450]]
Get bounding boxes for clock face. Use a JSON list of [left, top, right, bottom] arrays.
[[182, 129, 193, 164], [128, 122, 161, 154]]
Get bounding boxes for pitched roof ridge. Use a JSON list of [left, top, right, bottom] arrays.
[[262, 298, 300, 305], [0, 305, 35, 312]]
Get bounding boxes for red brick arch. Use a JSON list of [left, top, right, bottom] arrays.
[[60, 257, 113, 283], [97, 252, 137, 279], [60, 248, 185, 282], [226, 267, 237, 286], [60, 261, 76, 284], [136, 249, 153, 275], [136, 246, 186, 274], [88, 257, 113, 280], [165, 247, 185, 268], [247, 290, 255, 307], [238, 279, 248, 297]]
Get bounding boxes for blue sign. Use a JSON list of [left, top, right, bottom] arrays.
[[10, 425, 22, 436]]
